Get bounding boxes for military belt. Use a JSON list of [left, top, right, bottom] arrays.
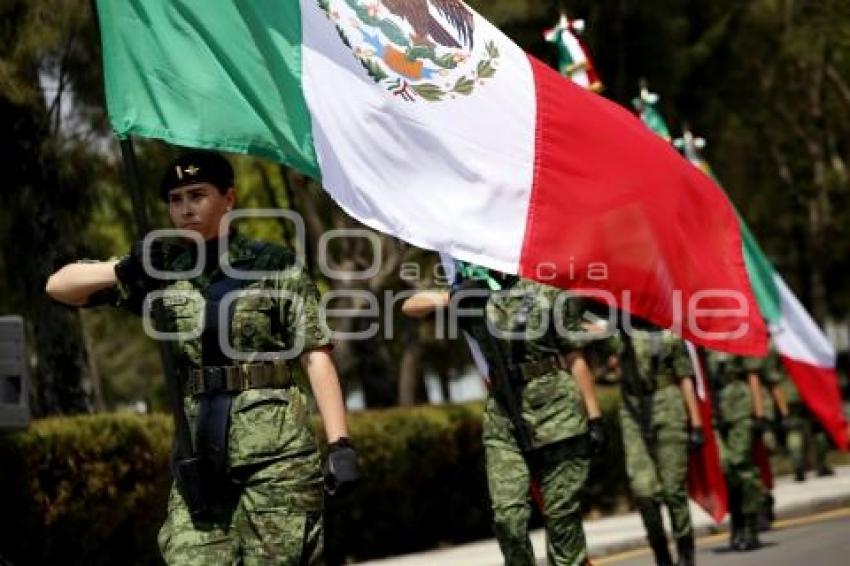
[[187, 363, 294, 396], [655, 373, 677, 389], [518, 354, 575, 382]]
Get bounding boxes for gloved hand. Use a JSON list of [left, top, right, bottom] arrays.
[[688, 426, 706, 451], [587, 417, 606, 456], [751, 416, 771, 436], [114, 238, 177, 288], [324, 438, 360, 496]]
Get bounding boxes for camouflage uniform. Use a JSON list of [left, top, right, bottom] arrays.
[[467, 278, 596, 566], [704, 352, 763, 550], [113, 233, 329, 565], [616, 329, 694, 565], [775, 360, 832, 480]]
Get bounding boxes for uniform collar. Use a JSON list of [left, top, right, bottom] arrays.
[[168, 229, 259, 275]]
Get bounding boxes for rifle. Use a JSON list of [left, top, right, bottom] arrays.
[[118, 138, 221, 522], [456, 279, 535, 452], [701, 348, 728, 438]]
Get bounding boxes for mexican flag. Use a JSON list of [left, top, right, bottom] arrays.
[[543, 14, 603, 92], [678, 140, 849, 450], [95, 0, 767, 355]]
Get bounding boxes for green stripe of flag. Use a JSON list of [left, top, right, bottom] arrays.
[[740, 218, 782, 324], [96, 0, 320, 178]]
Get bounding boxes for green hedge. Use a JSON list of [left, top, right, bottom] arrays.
[[0, 388, 626, 565]]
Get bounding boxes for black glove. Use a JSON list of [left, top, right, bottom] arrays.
[[751, 416, 770, 436], [688, 426, 706, 451], [587, 417, 606, 456], [115, 238, 182, 289], [774, 414, 792, 448], [324, 438, 360, 496]]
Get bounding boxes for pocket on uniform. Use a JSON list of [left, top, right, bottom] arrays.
[[229, 388, 317, 467], [523, 372, 569, 410], [523, 371, 585, 445]]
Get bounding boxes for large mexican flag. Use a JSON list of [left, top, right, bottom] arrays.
[[95, 0, 767, 355]]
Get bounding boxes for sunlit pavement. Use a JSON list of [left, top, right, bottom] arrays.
[[358, 466, 850, 565]]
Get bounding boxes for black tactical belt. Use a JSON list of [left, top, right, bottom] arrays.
[[655, 373, 677, 389], [519, 354, 568, 381], [187, 363, 294, 396]]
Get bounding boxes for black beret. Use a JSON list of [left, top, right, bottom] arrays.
[[159, 150, 234, 200]]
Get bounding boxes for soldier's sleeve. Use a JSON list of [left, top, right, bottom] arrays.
[[670, 338, 695, 379], [549, 289, 609, 352], [742, 355, 766, 376], [280, 267, 332, 354], [75, 257, 144, 315], [760, 351, 784, 386]]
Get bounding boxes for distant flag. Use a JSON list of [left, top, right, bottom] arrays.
[[543, 12, 603, 92], [674, 129, 849, 450], [631, 81, 672, 141]]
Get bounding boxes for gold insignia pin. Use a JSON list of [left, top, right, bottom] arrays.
[[185, 165, 200, 176]]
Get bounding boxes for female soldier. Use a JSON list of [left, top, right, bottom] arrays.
[[404, 261, 605, 566], [612, 322, 702, 566], [46, 150, 358, 564], [703, 351, 764, 552]]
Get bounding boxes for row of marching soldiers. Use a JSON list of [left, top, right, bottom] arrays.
[[402, 266, 836, 566]]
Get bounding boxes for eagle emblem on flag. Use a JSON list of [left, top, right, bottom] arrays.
[[317, 0, 500, 102]]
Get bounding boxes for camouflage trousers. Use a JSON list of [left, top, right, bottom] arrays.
[[784, 403, 831, 473], [484, 431, 590, 566], [619, 386, 692, 540], [717, 417, 762, 516], [158, 451, 324, 565]]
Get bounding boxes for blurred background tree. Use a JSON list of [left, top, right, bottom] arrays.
[[1, 0, 848, 414]]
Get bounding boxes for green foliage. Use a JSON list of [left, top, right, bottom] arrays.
[[0, 392, 626, 564], [0, 413, 172, 565]]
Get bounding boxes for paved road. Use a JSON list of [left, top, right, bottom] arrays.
[[597, 507, 850, 566]]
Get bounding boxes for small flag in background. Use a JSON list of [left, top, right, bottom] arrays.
[[543, 12, 604, 92]]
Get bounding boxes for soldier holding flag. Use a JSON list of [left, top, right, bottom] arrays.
[[46, 150, 360, 564], [609, 319, 702, 566], [403, 263, 606, 566]]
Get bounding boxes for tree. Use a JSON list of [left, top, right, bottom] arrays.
[[0, 0, 112, 414]]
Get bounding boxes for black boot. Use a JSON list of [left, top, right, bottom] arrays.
[[740, 514, 762, 551], [675, 534, 695, 566], [817, 465, 834, 477], [759, 492, 774, 532], [636, 498, 674, 566], [727, 484, 745, 551], [649, 538, 675, 566]]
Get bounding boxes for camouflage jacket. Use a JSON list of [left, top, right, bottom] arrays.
[[617, 329, 693, 395], [113, 232, 331, 467], [704, 351, 762, 423], [472, 278, 602, 449], [703, 351, 763, 387]]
